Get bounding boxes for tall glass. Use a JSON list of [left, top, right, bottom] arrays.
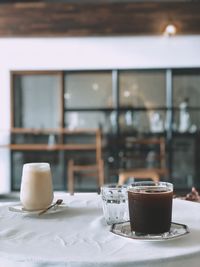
[[101, 184, 129, 225], [128, 181, 173, 235], [20, 163, 54, 211]]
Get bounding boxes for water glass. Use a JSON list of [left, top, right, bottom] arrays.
[[101, 184, 129, 225]]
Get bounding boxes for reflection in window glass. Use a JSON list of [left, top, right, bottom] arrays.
[[64, 72, 113, 108], [65, 111, 115, 133], [173, 110, 199, 133], [173, 72, 200, 133], [172, 138, 195, 189], [119, 110, 166, 134], [173, 73, 200, 107], [119, 71, 166, 108], [13, 75, 61, 129]]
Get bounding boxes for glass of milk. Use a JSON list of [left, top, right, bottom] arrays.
[[20, 162, 54, 211]]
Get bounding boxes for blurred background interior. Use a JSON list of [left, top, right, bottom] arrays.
[[1, 0, 200, 197]]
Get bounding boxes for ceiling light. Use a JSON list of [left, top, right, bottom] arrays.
[[64, 93, 71, 100], [92, 83, 99, 91], [124, 90, 131, 98], [164, 24, 177, 36]]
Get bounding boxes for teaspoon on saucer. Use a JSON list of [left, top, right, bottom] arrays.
[[38, 199, 63, 215]]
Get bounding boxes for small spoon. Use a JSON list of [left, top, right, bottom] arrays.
[[38, 199, 63, 215]]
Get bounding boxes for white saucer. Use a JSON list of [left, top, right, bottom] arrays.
[[8, 203, 67, 215], [111, 221, 189, 241]]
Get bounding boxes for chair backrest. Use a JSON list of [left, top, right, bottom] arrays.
[[64, 128, 103, 164], [124, 137, 166, 170]]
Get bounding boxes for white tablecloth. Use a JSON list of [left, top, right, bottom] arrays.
[[0, 193, 200, 267]]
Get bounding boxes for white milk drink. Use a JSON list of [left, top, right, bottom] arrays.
[[20, 163, 54, 210]]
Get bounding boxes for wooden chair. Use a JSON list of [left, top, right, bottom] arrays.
[[67, 129, 104, 195], [118, 137, 168, 185]]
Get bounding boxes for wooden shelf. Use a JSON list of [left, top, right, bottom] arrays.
[[2, 143, 97, 151], [11, 128, 99, 135], [1, 128, 102, 151]]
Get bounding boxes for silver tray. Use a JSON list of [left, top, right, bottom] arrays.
[[111, 221, 189, 241]]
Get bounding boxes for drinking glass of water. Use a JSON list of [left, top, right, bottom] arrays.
[[101, 184, 129, 225]]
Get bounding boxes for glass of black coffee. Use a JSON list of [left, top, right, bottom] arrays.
[[128, 181, 173, 235]]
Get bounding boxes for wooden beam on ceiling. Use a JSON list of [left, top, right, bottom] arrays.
[[0, 2, 199, 37]]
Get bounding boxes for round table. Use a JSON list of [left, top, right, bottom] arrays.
[[0, 193, 200, 267]]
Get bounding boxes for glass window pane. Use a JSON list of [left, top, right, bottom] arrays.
[[13, 74, 61, 129], [173, 110, 199, 133], [119, 71, 166, 108], [65, 111, 114, 133], [64, 72, 113, 108], [172, 137, 195, 189], [173, 72, 200, 107], [119, 110, 166, 134]]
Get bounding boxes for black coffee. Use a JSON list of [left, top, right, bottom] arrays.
[[128, 187, 173, 234]]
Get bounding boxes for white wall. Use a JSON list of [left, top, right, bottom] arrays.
[[1, 35, 200, 193]]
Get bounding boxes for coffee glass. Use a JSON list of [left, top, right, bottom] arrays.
[[128, 181, 173, 235], [20, 162, 54, 211], [101, 184, 129, 225]]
